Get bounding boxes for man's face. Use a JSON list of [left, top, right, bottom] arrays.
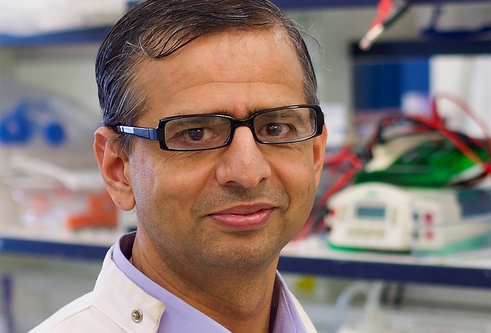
[[125, 29, 326, 272]]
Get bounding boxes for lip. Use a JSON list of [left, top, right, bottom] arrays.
[[209, 203, 276, 231]]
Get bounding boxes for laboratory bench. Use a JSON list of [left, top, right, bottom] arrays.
[[1, 226, 489, 289]]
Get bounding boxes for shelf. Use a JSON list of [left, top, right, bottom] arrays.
[[126, 0, 382, 9], [0, 26, 111, 47], [272, 0, 491, 10], [2, 2, 489, 47], [1, 227, 489, 289], [280, 236, 491, 289], [351, 39, 491, 60], [0, 226, 114, 261], [126, 0, 491, 10]]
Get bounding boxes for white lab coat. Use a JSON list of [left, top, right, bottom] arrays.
[[29, 246, 318, 333]]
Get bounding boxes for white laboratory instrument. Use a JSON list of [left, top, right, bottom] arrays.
[[325, 182, 491, 253]]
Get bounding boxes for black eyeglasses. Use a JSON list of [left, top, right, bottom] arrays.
[[116, 104, 324, 151]]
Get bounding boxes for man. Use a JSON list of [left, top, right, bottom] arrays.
[[31, 0, 327, 332]]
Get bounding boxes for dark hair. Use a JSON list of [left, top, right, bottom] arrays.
[[96, 0, 318, 151]]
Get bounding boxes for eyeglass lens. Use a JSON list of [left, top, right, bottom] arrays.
[[165, 116, 232, 150], [163, 107, 316, 150]]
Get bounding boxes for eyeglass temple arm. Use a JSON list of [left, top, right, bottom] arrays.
[[316, 110, 325, 133], [117, 125, 159, 140]]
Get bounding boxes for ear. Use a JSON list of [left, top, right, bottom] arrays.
[[312, 125, 328, 187], [94, 127, 135, 211]]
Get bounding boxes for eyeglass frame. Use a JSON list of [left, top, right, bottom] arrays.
[[115, 104, 325, 151]]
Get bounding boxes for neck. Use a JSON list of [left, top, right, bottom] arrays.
[[131, 234, 280, 333]]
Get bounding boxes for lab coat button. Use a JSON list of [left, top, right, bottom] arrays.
[[132, 309, 143, 323]]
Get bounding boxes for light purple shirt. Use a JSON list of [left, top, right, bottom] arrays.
[[112, 232, 309, 332]]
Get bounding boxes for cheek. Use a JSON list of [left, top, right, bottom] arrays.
[[271, 147, 317, 218], [129, 157, 193, 253], [128, 154, 159, 202], [276, 146, 316, 191], [128, 150, 214, 226]]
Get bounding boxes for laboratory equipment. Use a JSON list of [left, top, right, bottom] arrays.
[[325, 182, 491, 253]]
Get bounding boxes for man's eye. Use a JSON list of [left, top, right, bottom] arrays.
[[184, 128, 207, 141], [265, 123, 289, 137]]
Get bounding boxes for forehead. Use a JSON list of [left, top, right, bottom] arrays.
[[134, 28, 305, 121]]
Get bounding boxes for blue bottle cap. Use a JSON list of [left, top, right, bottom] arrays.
[[43, 122, 66, 146]]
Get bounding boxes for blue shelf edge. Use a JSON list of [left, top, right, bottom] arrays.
[[0, 26, 111, 47], [127, 0, 490, 10], [278, 255, 491, 289], [126, 0, 381, 10], [351, 39, 491, 59], [0, 237, 108, 262], [272, 0, 487, 10], [1, 235, 490, 289]]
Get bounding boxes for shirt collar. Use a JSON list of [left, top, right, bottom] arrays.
[[113, 232, 308, 333]]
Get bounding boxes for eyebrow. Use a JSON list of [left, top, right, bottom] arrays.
[[171, 107, 274, 119]]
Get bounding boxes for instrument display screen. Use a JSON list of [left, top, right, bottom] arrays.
[[356, 206, 386, 220]]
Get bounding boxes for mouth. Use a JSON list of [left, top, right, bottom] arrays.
[[208, 203, 276, 231]]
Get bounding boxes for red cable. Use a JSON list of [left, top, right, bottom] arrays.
[[295, 92, 491, 241], [294, 147, 364, 240], [370, 0, 394, 29], [426, 93, 491, 176], [431, 92, 491, 151]]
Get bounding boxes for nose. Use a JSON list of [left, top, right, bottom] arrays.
[[215, 126, 272, 188]]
